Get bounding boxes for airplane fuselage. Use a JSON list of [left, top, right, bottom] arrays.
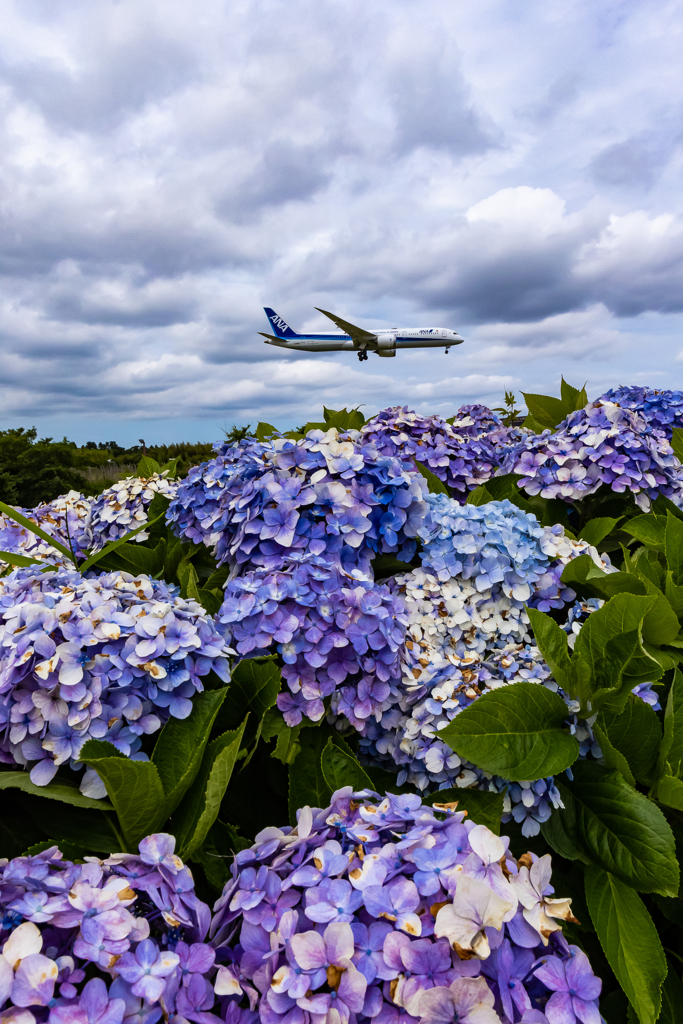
[[261, 307, 464, 360]]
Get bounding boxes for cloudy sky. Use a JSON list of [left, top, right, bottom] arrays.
[[1, 0, 682, 444]]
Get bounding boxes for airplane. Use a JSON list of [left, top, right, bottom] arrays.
[[259, 307, 464, 361]]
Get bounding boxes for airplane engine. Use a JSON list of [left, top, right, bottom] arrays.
[[376, 334, 396, 357]]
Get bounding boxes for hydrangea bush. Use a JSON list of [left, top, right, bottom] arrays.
[[0, 493, 94, 571], [360, 408, 498, 499], [167, 429, 426, 575], [89, 473, 178, 551], [498, 399, 683, 508], [600, 385, 683, 437], [0, 567, 230, 791], [210, 787, 600, 1024]]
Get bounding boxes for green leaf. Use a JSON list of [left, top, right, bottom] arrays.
[[656, 775, 683, 811], [641, 594, 680, 645], [522, 392, 568, 430], [0, 500, 74, 563], [414, 460, 450, 496], [422, 788, 504, 835], [622, 515, 667, 551], [173, 718, 247, 860], [137, 455, 162, 476], [602, 698, 661, 783], [586, 867, 666, 1024], [322, 406, 366, 431], [665, 571, 683, 618], [573, 592, 663, 692], [465, 484, 492, 506], [593, 723, 635, 786], [665, 512, 683, 585], [659, 668, 683, 777], [439, 682, 579, 781], [541, 786, 590, 863], [108, 539, 167, 576], [560, 376, 587, 411], [578, 517, 623, 548], [526, 607, 572, 689], [321, 738, 374, 793], [670, 426, 683, 463], [0, 772, 114, 810], [152, 689, 227, 813], [78, 739, 168, 850], [78, 511, 166, 573], [255, 422, 278, 441], [216, 657, 281, 737], [261, 708, 303, 765], [289, 726, 332, 824], [0, 549, 43, 567], [660, 957, 683, 1024], [568, 761, 679, 896], [23, 796, 123, 854]]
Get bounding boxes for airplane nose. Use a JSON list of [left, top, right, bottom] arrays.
[[451, 333, 464, 344]]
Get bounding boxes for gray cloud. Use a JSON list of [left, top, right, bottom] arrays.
[[0, 0, 683, 438]]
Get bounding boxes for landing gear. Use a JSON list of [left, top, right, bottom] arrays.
[[357, 350, 369, 362], [445, 347, 450, 354]]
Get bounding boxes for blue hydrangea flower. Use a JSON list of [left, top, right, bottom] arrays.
[[0, 492, 93, 572], [600, 385, 683, 438], [0, 567, 231, 792], [167, 429, 426, 575]]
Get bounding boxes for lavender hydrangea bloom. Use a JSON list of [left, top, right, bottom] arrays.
[[533, 948, 602, 1024], [89, 474, 178, 552], [209, 787, 598, 1024], [498, 399, 683, 509], [218, 557, 407, 729], [361, 408, 498, 499], [0, 567, 230, 790], [0, 835, 213, 1024], [167, 429, 426, 575], [600, 385, 683, 439]]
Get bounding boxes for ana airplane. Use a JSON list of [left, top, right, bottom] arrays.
[[259, 307, 464, 361]]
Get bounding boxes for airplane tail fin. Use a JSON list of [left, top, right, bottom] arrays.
[[263, 307, 300, 339]]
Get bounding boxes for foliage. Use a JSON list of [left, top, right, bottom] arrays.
[[0, 427, 86, 505]]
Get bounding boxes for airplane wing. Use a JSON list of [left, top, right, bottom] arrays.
[[315, 308, 376, 346]]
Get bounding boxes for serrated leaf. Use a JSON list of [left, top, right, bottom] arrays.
[[660, 957, 683, 1024], [656, 775, 683, 811], [108, 539, 166, 576], [567, 761, 679, 897], [322, 406, 365, 431], [602, 698, 661, 784], [173, 718, 247, 860], [0, 500, 74, 563], [665, 511, 683, 585], [422, 788, 504, 835], [0, 772, 114, 810], [594, 723, 635, 787], [586, 868, 666, 1024], [152, 689, 227, 813], [321, 738, 374, 794], [465, 484, 493, 506], [522, 392, 567, 430], [670, 426, 683, 464], [526, 607, 572, 689], [78, 739, 168, 850], [261, 708, 302, 765], [573, 592, 662, 690], [560, 377, 587, 410], [255, 422, 278, 441], [414, 460, 450, 496], [659, 668, 683, 778], [137, 455, 162, 476], [541, 785, 590, 863], [439, 682, 579, 782], [641, 593, 680, 645], [289, 726, 332, 824], [622, 515, 667, 551], [578, 517, 623, 548], [216, 656, 281, 738]]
